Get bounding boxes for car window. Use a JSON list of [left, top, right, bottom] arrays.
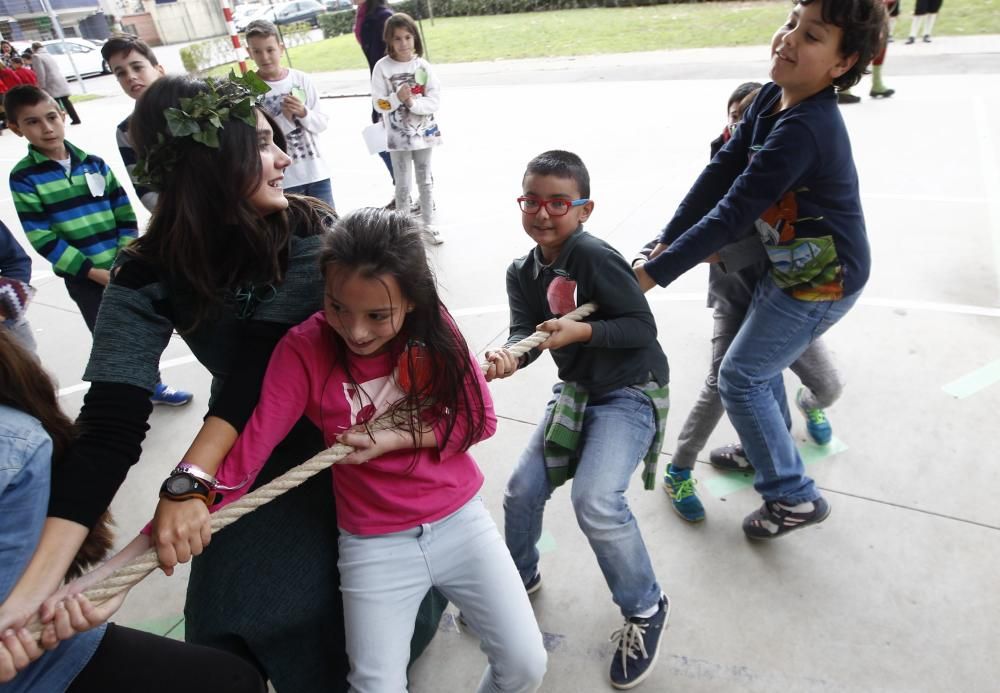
[[46, 43, 65, 54]]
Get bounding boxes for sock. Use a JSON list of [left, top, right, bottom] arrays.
[[909, 15, 923, 39], [633, 600, 661, 619], [889, 17, 897, 35], [924, 14, 937, 37], [776, 500, 815, 513], [838, 88, 854, 96], [872, 64, 886, 92]]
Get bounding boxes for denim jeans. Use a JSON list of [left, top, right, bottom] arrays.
[[339, 496, 546, 693], [718, 276, 861, 504], [285, 177, 335, 209], [504, 385, 662, 617], [0, 404, 105, 693]]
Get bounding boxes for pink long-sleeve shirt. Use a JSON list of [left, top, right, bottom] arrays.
[[213, 311, 495, 535]]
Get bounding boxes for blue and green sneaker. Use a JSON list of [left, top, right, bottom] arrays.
[[663, 464, 705, 522]]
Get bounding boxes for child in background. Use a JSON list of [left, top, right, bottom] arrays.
[[6, 86, 136, 335], [200, 208, 545, 691], [0, 219, 36, 351], [487, 150, 670, 690], [10, 57, 36, 86], [246, 20, 334, 208], [635, 82, 845, 524], [101, 36, 167, 213], [372, 12, 443, 243], [635, 0, 883, 540]]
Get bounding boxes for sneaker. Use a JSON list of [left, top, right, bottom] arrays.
[[742, 496, 830, 540], [151, 383, 193, 407], [425, 227, 445, 245], [837, 91, 861, 105], [609, 596, 670, 689], [795, 387, 832, 445], [662, 465, 705, 522], [708, 443, 752, 472], [524, 572, 542, 595]]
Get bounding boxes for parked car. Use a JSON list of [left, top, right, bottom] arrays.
[[13, 38, 109, 81], [323, 0, 353, 10], [271, 0, 327, 27], [234, 3, 266, 32]]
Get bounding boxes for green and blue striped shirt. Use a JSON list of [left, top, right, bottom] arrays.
[[9, 141, 137, 278]]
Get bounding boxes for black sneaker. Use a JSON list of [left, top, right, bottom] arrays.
[[837, 91, 861, 105], [609, 596, 670, 689], [524, 571, 542, 595], [743, 496, 830, 540], [708, 443, 752, 472]]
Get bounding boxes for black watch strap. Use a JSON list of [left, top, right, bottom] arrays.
[[159, 472, 219, 506]]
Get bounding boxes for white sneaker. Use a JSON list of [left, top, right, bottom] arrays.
[[425, 227, 445, 245]]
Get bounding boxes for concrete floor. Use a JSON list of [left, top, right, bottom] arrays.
[[1, 34, 999, 693]]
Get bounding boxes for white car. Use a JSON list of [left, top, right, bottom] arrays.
[[13, 38, 109, 81], [233, 3, 265, 32]]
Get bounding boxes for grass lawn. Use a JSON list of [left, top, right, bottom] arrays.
[[209, 0, 1000, 76], [69, 93, 105, 103]]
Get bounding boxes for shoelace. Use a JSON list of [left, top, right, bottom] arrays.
[[805, 407, 828, 425], [668, 476, 697, 501], [610, 620, 649, 677]]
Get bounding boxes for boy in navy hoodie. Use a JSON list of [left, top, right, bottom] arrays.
[[636, 0, 884, 540]]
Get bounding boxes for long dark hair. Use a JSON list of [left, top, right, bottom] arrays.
[[127, 75, 332, 330], [319, 208, 487, 454], [0, 331, 113, 580]]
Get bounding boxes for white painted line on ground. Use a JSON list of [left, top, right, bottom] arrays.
[[973, 95, 1000, 304]]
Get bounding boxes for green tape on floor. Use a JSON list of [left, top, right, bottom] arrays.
[[942, 359, 1000, 399], [536, 531, 557, 554], [703, 437, 848, 498]]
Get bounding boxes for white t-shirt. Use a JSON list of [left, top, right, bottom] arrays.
[[371, 56, 442, 152]]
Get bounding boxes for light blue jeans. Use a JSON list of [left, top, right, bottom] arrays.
[[504, 385, 663, 618], [338, 495, 546, 693], [718, 276, 861, 504], [389, 149, 434, 226]]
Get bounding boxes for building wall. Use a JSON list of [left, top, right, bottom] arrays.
[[151, 0, 226, 43]]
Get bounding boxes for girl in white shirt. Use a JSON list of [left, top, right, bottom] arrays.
[[371, 13, 443, 243]]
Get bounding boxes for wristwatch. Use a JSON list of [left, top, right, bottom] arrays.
[[159, 472, 219, 506], [172, 462, 248, 492]]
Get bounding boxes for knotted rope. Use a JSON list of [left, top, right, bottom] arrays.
[[27, 302, 598, 636]]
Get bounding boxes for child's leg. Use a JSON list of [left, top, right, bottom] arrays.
[[571, 387, 661, 617], [389, 150, 413, 212], [789, 337, 844, 410], [718, 276, 860, 504], [411, 148, 434, 226], [431, 497, 546, 693], [671, 308, 744, 469], [338, 526, 434, 692], [58, 95, 81, 124], [63, 275, 105, 334], [503, 387, 560, 585]]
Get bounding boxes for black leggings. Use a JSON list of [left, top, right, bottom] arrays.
[[67, 623, 266, 693], [914, 0, 943, 15]]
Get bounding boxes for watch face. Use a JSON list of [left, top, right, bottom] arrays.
[[165, 474, 197, 494]]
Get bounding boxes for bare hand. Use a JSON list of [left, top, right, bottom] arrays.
[[281, 94, 306, 119], [337, 425, 417, 465], [397, 84, 412, 104], [648, 242, 668, 260], [633, 264, 657, 293], [40, 592, 126, 649], [0, 627, 43, 683], [151, 498, 212, 576], [484, 348, 519, 381], [87, 268, 111, 287], [536, 318, 592, 351]]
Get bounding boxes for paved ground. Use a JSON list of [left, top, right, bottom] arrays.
[[2, 32, 999, 693]]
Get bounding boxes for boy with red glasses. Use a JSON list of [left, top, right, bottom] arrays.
[[486, 150, 671, 690]]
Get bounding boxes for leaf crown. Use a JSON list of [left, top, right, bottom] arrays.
[[134, 70, 271, 189]]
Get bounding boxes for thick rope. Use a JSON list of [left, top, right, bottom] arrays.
[[27, 302, 598, 636]]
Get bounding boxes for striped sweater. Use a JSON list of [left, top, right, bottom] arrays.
[[9, 141, 137, 278]]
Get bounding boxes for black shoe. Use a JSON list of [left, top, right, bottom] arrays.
[[905, 36, 915, 45], [708, 443, 752, 472], [870, 88, 895, 99], [743, 496, 831, 540], [837, 92, 862, 105], [923, 34, 932, 43], [609, 596, 670, 689]]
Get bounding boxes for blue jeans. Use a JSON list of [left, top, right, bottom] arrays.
[[504, 385, 662, 618], [339, 496, 546, 693], [285, 178, 335, 209], [718, 276, 861, 504]]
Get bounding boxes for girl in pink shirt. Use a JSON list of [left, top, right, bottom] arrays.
[[212, 208, 546, 692]]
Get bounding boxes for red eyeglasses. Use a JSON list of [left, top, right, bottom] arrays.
[[517, 196, 589, 217]]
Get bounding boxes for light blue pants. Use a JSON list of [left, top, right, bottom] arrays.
[[338, 496, 546, 693], [390, 148, 434, 226], [504, 385, 663, 618]]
